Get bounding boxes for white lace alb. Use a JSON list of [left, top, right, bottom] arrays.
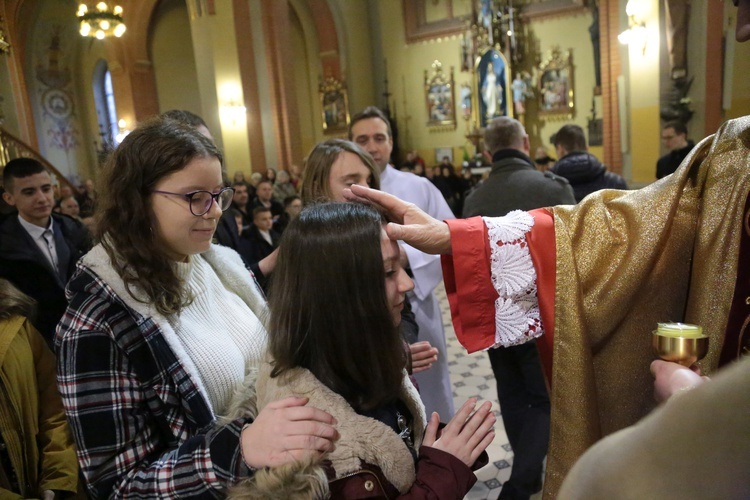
[[483, 211, 543, 348]]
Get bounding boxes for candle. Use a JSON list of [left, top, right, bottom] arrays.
[[656, 322, 705, 338]]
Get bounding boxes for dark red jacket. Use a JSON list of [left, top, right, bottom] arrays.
[[328, 443, 488, 499]]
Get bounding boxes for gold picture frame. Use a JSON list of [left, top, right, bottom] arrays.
[[520, 0, 587, 20], [319, 76, 350, 134], [403, 1, 469, 44], [424, 60, 456, 129], [538, 47, 574, 117]]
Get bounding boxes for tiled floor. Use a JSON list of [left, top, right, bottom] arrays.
[[435, 283, 543, 500]]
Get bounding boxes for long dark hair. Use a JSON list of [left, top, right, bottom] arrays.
[[267, 202, 406, 411], [96, 117, 223, 316]]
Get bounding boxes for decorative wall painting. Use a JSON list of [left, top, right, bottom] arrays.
[[319, 76, 350, 134], [538, 47, 575, 116], [424, 60, 456, 128]]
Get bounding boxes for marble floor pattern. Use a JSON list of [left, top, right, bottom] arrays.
[[435, 282, 543, 500]]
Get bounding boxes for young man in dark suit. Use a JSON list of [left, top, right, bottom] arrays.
[[0, 158, 90, 345]]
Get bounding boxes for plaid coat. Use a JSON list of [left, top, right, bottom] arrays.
[[56, 244, 269, 498]]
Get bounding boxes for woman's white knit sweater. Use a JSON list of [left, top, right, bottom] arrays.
[[170, 254, 266, 414]]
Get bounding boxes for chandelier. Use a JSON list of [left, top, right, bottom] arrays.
[[77, 2, 126, 39]]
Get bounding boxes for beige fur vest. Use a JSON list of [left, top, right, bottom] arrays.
[[223, 361, 427, 498]]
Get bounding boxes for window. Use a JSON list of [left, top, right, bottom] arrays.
[[92, 60, 120, 146]]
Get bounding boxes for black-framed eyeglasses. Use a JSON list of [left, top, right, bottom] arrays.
[[153, 187, 235, 216]]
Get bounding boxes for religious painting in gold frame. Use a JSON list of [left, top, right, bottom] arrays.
[[319, 76, 350, 134], [424, 60, 456, 128], [538, 47, 574, 116]]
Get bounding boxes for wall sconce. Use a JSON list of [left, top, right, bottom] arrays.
[[221, 100, 247, 126], [115, 118, 130, 144], [618, 0, 648, 54], [219, 84, 247, 127]]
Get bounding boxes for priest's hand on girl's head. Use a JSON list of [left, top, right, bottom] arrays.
[[343, 185, 452, 254]]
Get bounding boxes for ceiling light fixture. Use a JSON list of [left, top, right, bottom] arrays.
[[77, 2, 126, 39]]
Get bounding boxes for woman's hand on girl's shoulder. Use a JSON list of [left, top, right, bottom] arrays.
[[240, 396, 339, 469], [422, 398, 495, 467]]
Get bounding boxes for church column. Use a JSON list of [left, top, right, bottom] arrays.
[[233, 0, 267, 174], [109, 0, 159, 124], [259, 0, 303, 170], [703, 5, 723, 135], [2, 0, 39, 146], [599, 0, 623, 174], [187, 1, 252, 176], [623, 0, 661, 184], [307, 0, 342, 80]]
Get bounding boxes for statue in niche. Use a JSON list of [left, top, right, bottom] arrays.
[[661, 0, 693, 123], [476, 49, 509, 127], [511, 72, 532, 116], [665, 0, 689, 80], [482, 62, 502, 119], [460, 83, 472, 120]]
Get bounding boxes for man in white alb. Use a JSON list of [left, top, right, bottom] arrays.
[[350, 106, 456, 419]]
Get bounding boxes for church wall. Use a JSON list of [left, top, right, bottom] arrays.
[[522, 11, 602, 164], [6, 0, 742, 185], [245, 0, 276, 171], [625, 0, 661, 185], [26, 0, 95, 185], [0, 57, 21, 136], [328, 0, 377, 120], [211, 2, 250, 175], [289, 1, 322, 160], [725, 1, 750, 121], [373, 0, 467, 167], [686, 0, 707, 140], [371, 1, 608, 169], [150, 0, 201, 119], [726, 43, 750, 120]]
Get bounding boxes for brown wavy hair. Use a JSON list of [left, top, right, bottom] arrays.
[[0, 278, 36, 321], [299, 139, 379, 205], [95, 117, 223, 316], [267, 202, 405, 411]]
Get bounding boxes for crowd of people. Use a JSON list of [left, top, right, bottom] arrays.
[[399, 121, 629, 215], [0, 109, 493, 498], [0, 4, 748, 496]]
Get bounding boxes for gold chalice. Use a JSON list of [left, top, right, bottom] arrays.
[[652, 323, 709, 367]]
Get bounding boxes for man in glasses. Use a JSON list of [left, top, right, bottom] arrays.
[[656, 120, 694, 179]]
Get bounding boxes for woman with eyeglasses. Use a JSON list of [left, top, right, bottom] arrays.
[[56, 117, 338, 498]]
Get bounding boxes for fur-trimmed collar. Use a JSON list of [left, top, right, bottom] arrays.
[[79, 243, 269, 416], [224, 361, 427, 497]]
